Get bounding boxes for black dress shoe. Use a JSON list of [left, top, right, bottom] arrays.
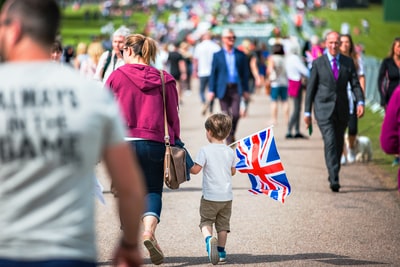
[[294, 133, 307, 139], [330, 183, 340, 192], [285, 133, 293, 139]]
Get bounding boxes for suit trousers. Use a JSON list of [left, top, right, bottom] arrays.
[[317, 110, 348, 185], [347, 103, 358, 135], [219, 84, 241, 144]]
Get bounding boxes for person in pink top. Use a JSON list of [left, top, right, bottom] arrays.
[[380, 85, 400, 192], [305, 35, 324, 69]]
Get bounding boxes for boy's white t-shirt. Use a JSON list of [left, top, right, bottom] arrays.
[[0, 62, 126, 262], [195, 143, 236, 201]]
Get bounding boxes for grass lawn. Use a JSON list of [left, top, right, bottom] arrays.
[[307, 4, 400, 59], [60, 4, 151, 46]]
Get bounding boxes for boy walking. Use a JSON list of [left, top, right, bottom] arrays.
[[191, 113, 237, 265]]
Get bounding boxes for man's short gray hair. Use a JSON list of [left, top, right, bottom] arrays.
[[113, 26, 131, 38], [221, 28, 235, 37]]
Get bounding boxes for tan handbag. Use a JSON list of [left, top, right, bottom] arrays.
[[161, 70, 187, 189]]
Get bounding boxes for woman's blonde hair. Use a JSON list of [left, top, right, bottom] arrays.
[[87, 41, 104, 65], [76, 42, 88, 55], [124, 34, 158, 65]]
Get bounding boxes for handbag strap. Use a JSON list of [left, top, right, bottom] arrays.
[[160, 70, 170, 146]]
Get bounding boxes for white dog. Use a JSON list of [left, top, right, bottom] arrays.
[[344, 135, 373, 163], [353, 136, 373, 163]]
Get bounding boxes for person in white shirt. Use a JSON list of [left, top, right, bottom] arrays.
[[94, 25, 130, 83], [267, 43, 289, 125], [339, 33, 366, 164], [193, 31, 221, 115], [285, 40, 310, 138]]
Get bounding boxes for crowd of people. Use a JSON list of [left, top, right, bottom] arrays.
[[1, 0, 399, 266]]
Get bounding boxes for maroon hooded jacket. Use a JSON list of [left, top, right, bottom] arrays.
[[106, 64, 180, 145]]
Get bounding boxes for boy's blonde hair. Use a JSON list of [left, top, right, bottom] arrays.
[[204, 113, 232, 141]]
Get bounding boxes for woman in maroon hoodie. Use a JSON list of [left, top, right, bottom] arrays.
[[380, 85, 400, 192], [106, 34, 193, 265]]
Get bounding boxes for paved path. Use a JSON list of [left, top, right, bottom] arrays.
[[95, 80, 400, 266]]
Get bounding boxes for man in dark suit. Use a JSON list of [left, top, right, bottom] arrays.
[[304, 31, 365, 192], [209, 28, 250, 144]]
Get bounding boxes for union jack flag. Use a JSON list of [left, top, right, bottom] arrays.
[[235, 127, 291, 203]]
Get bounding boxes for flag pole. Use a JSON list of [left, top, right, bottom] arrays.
[[228, 125, 274, 147]]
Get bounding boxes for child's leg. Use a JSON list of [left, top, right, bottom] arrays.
[[199, 197, 215, 240], [216, 230, 228, 262], [217, 230, 228, 248], [201, 224, 219, 264], [214, 200, 232, 262], [199, 197, 217, 250], [201, 225, 213, 239], [199, 198, 222, 264]]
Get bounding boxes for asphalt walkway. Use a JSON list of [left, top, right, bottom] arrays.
[[95, 80, 400, 266]]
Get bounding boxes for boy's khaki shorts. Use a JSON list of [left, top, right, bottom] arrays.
[[199, 196, 232, 233]]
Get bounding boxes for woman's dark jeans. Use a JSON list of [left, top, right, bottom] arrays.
[[129, 140, 165, 222]]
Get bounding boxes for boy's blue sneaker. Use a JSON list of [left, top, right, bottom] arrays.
[[219, 251, 227, 263], [206, 236, 219, 265]]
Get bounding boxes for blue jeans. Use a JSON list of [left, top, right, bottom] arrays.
[[129, 140, 194, 222], [199, 76, 209, 103], [129, 140, 164, 222], [199, 76, 215, 112], [0, 260, 95, 267]]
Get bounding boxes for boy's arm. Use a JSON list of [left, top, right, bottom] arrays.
[[231, 167, 236, 176], [190, 163, 202, 174]]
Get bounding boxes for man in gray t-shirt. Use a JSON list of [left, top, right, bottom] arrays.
[[0, 1, 145, 266]]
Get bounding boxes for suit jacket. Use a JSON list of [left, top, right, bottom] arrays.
[[305, 54, 364, 122], [209, 48, 249, 99]]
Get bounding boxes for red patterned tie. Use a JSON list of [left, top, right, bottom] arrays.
[[332, 57, 339, 80]]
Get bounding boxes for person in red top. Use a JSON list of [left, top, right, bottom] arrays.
[[380, 85, 400, 192], [106, 33, 193, 265]]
